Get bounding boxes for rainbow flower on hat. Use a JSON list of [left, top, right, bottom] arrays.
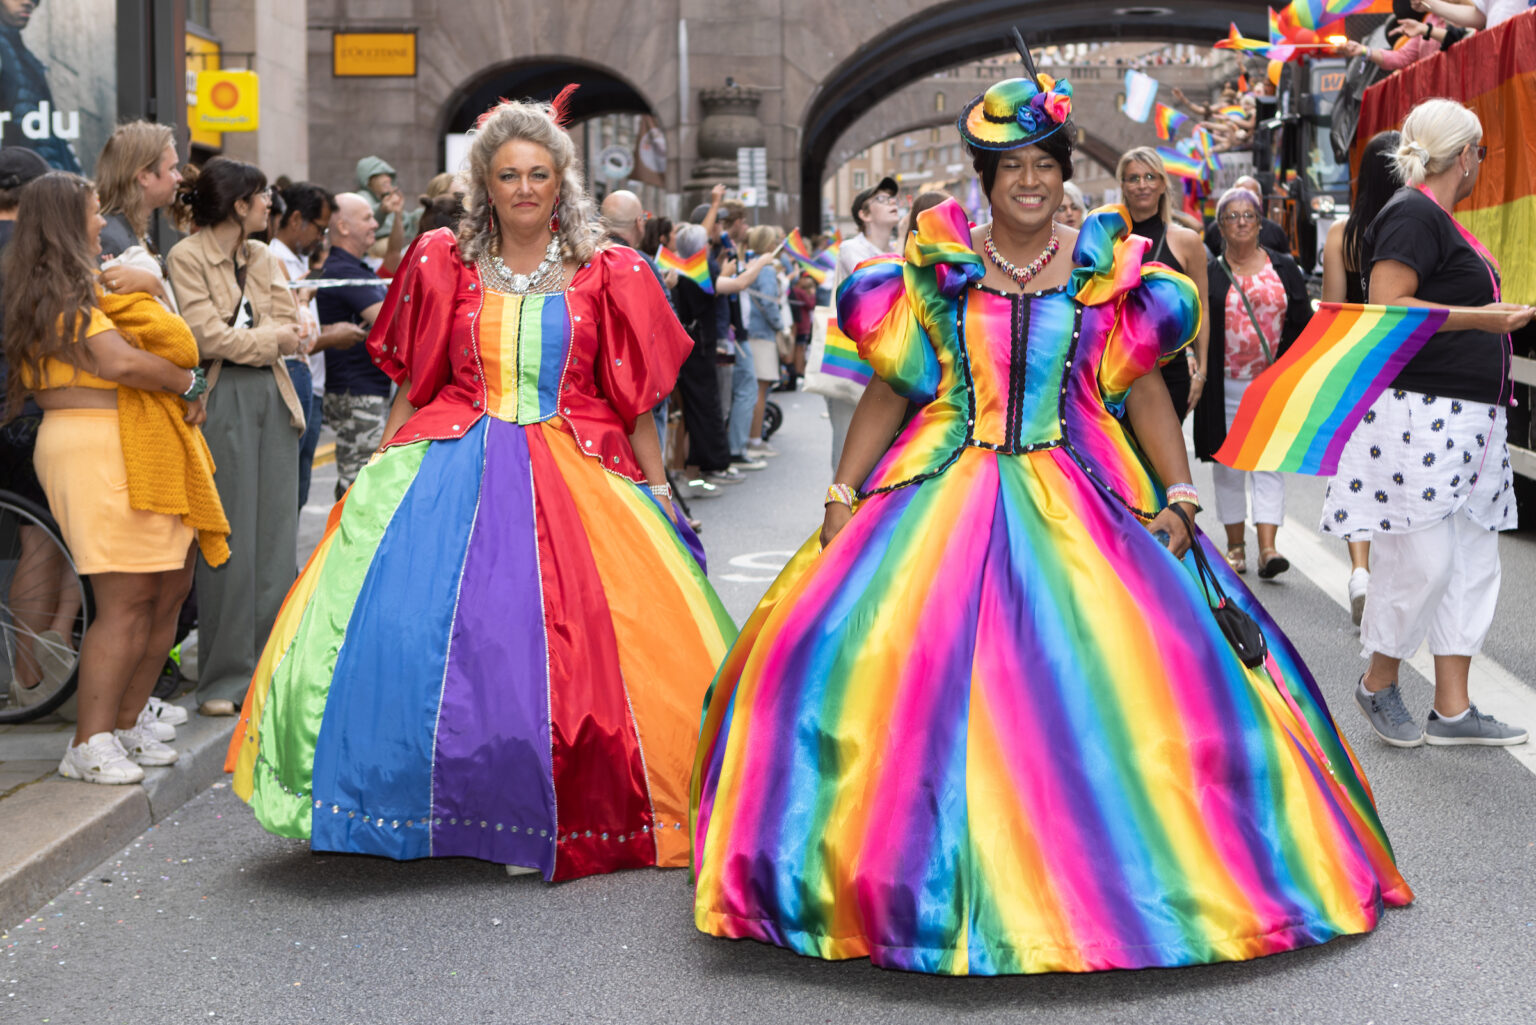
[[958, 73, 1074, 151]]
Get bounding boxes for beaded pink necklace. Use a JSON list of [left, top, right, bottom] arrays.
[[984, 224, 1060, 288]]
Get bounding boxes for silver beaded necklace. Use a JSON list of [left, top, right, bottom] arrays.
[[479, 235, 564, 295]]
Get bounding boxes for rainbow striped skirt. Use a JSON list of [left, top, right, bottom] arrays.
[[228, 417, 735, 880], [692, 445, 1411, 973]]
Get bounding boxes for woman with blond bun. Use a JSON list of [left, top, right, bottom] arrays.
[[226, 95, 734, 880], [1328, 98, 1535, 750]]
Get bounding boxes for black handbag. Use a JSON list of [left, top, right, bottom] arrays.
[[1168, 505, 1269, 669]]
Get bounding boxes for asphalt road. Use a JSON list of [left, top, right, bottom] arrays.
[[6, 392, 1536, 1024]]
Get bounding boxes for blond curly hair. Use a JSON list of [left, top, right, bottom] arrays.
[[456, 99, 601, 266]]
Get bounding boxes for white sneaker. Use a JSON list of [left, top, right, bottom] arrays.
[[114, 723, 180, 766], [59, 733, 144, 784], [146, 695, 189, 726], [136, 704, 176, 743], [730, 455, 767, 472], [1348, 568, 1369, 627], [746, 440, 779, 457]]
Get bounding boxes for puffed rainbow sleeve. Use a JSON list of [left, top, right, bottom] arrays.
[[1071, 205, 1201, 412], [835, 257, 938, 401]]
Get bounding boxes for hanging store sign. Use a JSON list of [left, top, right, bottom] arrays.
[[193, 71, 260, 132], [332, 32, 418, 77]]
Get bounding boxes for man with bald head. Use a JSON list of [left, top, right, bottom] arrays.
[[601, 188, 672, 293], [316, 192, 392, 498], [1204, 176, 1290, 255]]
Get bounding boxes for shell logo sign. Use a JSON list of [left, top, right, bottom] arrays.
[[193, 71, 259, 132]]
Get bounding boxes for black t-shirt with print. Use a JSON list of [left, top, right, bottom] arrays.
[[1366, 188, 1504, 405]]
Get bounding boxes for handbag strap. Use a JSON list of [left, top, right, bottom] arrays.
[[1216, 255, 1275, 365], [1168, 504, 1232, 609]]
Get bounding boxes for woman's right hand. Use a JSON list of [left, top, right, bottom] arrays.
[[1484, 302, 1536, 334], [820, 503, 852, 548], [275, 323, 305, 356]]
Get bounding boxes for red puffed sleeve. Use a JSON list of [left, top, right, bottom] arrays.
[[594, 246, 693, 431], [367, 228, 462, 409]]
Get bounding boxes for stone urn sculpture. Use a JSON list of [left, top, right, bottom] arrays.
[[684, 85, 778, 214]]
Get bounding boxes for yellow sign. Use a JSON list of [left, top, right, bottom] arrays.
[[194, 71, 259, 133], [332, 32, 417, 77], [186, 31, 223, 149]]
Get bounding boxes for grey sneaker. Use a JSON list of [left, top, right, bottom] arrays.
[[1355, 677, 1424, 748], [1424, 705, 1529, 746]]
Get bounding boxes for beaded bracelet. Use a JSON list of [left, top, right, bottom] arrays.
[[648, 482, 672, 500], [824, 482, 857, 508], [1166, 483, 1200, 508]]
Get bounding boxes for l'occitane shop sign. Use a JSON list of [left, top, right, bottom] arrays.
[[333, 32, 417, 78]]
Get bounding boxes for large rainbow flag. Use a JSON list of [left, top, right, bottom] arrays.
[[656, 245, 713, 294], [1215, 304, 1447, 474], [1354, 10, 1536, 304]]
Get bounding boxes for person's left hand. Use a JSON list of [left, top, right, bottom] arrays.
[[380, 189, 405, 215], [1145, 503, 1194, 559], [100, 265, 160, 296], [1390, 18, 1429, 40], [183, 394, 208, 427]]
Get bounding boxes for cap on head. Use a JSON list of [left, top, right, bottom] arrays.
[[958, 74, 1073, 152], [0, 148, 51, 191], [851, 175, 898, 224]]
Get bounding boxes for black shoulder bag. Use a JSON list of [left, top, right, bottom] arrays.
[[1168, 505, 1269, 669]]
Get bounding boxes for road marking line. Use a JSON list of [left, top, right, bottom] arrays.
[[1282, 515, 1536, 776]]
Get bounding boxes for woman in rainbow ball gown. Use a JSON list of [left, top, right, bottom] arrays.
[[691, 72, 1411, 974], [226, 96, 735, 880]]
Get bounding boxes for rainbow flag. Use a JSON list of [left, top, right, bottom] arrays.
[[1157, 146, 1207, 182], [1194, 125, 1223, 173], [1152, 102, 1188, 141], [784, 227, 813, 260], [1214, 304, 1448, 474], [820, 315, 872, 386], [1216, 104, 1249, 121], [1214, 22, 1277, 55], [656, 245, 713, 294]]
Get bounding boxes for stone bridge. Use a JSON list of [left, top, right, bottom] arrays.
[[306, 0, 1282, 229], [829, 59, 1228, 184]]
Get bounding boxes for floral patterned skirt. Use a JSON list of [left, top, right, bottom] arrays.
[[1320, 389, 1515, 542]]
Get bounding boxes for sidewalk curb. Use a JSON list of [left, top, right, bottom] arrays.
[[0, 706, 237, 929]]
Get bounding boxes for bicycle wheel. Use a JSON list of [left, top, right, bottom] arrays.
[[0, 491, 91, 723]]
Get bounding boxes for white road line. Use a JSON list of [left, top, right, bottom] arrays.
[[1281, 514, 1536, 776]]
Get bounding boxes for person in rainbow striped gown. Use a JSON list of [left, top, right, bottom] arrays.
[[691, 73, 1411, 975], [226, 97, 735, 881]]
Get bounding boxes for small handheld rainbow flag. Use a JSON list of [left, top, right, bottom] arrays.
[[1194, 125, 1223, 173], [1153, 103, 1188, 141], [1214, 22, 1279, 55], [1157, 146, 1207, 182], [1216, 104, 1249, 122], [1214, 304, 1448, 475], [785, 227, 814, 260], [656, 245, 713, 294]]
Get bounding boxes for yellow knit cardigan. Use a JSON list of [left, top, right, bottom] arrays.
[[100, 291, 231, 566]]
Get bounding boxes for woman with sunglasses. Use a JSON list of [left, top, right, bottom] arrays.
[[1326, 99, 1534, 749], [167, 159, 305, 716], [1192, 187, 1310, 578], [1115, 147, 1210, 420]]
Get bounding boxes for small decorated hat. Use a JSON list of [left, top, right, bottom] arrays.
[[958, 73, 1074, 152]]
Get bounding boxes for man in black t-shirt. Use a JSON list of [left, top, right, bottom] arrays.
[[316, 194, 390, 499]]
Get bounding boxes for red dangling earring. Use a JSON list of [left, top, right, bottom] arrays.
[[548, 200, 560, 234]]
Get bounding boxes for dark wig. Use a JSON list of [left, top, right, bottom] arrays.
[[967, 120, 1075, 196], [172, 156, 267, 229], [1343, 130, 1401, 276]]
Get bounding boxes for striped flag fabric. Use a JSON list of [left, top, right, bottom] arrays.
[[1193, 125, 1223, 173], [1152, 103, 1188, 141], [656, 245, 713, 294], [1157, 146, 1207, 182], [1214, 304, 1448, 475], [1121, 69, 1158, 122], [784, 228, 814, 260], [820, 316, 873, 387], [1215, 22, 1279, 55]]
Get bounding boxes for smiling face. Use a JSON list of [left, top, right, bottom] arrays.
[[137, 145, 182, 212], [1119, 160, 1166, 221], [988, 145, 1064, 235], [85, 190, 104, 261], [487, 138, 560, 237]]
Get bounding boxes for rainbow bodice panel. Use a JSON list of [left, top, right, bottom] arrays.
[[477, 291, 572, 425]]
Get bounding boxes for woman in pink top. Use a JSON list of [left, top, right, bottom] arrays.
[[1192, 187, 1311, 578]]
